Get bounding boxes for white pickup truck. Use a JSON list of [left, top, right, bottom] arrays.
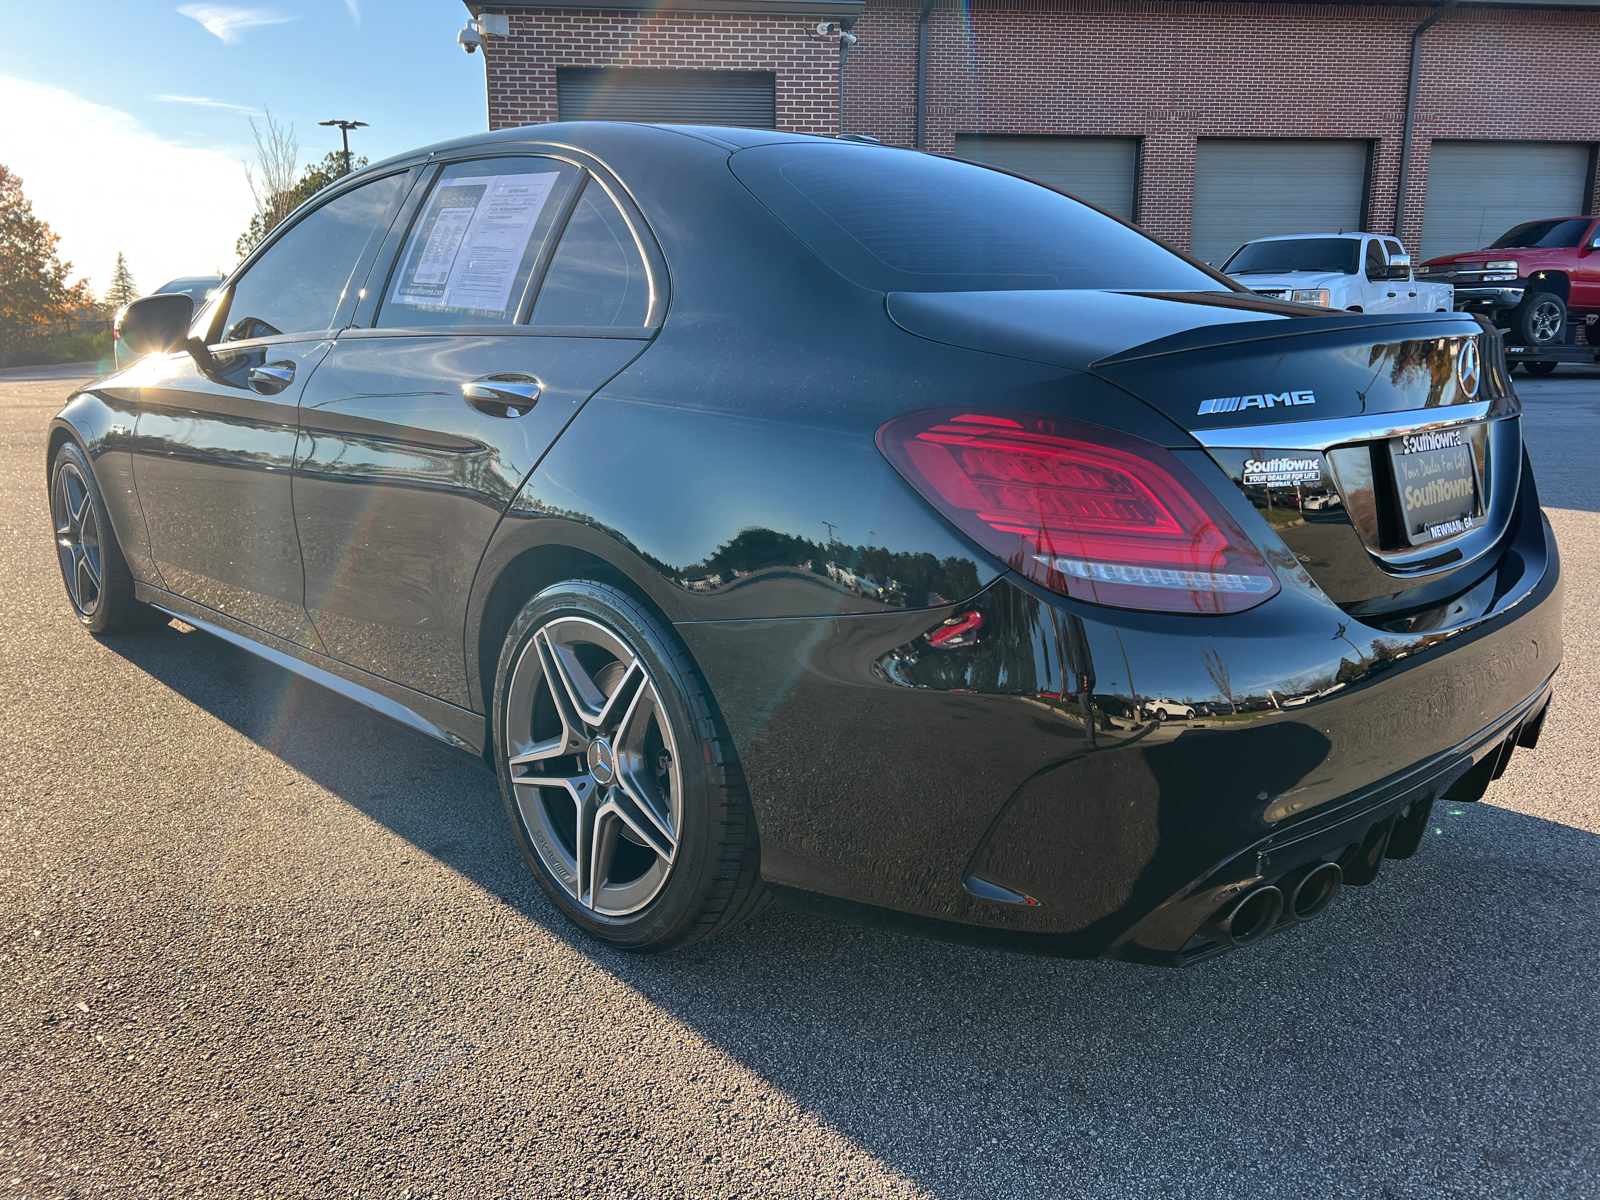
[[1222, 233, 1454, 314]]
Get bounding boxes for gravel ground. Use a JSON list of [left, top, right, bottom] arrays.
[[2, 360, 1598, 1200]]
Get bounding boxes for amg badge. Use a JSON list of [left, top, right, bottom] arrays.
[[1198, 390, 1316, 416]]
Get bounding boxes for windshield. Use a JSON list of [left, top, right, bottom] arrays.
[[731, 144, 1224, 293], [1489, 218, 1592, 249], [1223, 238, 1359, 275]]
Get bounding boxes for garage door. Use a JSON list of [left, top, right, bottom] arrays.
[[1419, 141, 1594, 261], [1191, 139, 1370, 267], [952, 136, 1139, 221], [557, 68, 776, 128]]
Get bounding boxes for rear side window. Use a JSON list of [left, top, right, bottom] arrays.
[[730, 143, 1221, 293], [530, 180, 652, 328], [379, 157, 579, 329], [221, 172, 407, 342]]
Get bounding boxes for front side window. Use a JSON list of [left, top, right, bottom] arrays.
[[379, 157, 578, 329], [732, 143, 1221, 293], [530, 179, 652, 328], [221, 172, 407, 342], [1364, 239, 1387, 280], [1224, 238, 1359, 276]]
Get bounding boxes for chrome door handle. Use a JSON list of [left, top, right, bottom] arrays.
[[462, 374, 541, 417], [248, 362, 295, 394]]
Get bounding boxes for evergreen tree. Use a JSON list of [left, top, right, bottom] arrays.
[[105, 252, 138, 309]]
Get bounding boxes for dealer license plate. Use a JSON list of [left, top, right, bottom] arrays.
[[1388, 425, 1483, 545]]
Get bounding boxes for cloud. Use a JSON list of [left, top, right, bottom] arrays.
[[154, 94, 260, 114], [345, 0, 360, 22], [176, 5, 297, 43], [0, 76, 255, 294]]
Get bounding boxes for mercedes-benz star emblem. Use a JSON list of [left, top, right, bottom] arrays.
[[587, 739, 617, 785], [1456, 338, 1482, 398]]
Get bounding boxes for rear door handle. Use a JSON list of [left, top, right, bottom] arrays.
[[462, 374, 541, 417], [1387, 292, 1398, 298], [248, 362, 295, 394]]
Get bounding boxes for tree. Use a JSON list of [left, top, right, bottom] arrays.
[[0, 164, 94, 362], [235, 148, 369, 258], [236, 109, 300, 258], [105, 252, 138, 309]]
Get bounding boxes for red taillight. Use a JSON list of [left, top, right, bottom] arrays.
[[878, 409, 1279, 615]]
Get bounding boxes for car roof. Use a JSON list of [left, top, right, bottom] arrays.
[[1243, 232, 1379, 243], [360, 120, 826, 174]]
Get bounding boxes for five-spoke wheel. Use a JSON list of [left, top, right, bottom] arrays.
[[52, 458, 103, 620], [504, 615, 682, 917], [49, 441, 143, 634], [493, 581, 768, 950]]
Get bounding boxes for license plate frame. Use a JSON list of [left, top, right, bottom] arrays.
[[1387, 424, 1485, 546]]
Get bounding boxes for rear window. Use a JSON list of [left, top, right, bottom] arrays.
[[730, 143, 1221, 294], [1223, 238, 1360, 275], [1489, 218, 1591, 249]]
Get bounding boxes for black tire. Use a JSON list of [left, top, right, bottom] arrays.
[[1510, 291, 1566, 347], [493, 580, 768, 951], [1154, 708, 1168, 722], [1522, 360, 1559, 377], [49, 441, 146, 634]]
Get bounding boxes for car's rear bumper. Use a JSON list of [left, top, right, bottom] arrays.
[[679, 471, 1562, 963]]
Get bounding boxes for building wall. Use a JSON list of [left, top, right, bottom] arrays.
[[481, 9, 843, 136], [480, 1, 1600, 256]]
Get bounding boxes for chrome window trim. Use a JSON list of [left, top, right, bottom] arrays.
[[1190, 401, 1502, 451]]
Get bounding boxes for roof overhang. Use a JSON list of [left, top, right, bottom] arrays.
[[466, 0, 865, 18]]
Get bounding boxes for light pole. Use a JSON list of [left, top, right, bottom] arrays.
[[318, 119, 368, 176]]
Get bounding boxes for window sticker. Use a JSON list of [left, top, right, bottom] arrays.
[[391, 171, 561, 315]]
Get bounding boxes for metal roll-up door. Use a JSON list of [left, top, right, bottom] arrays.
[[1191, 139, 1370, 267], [557, 68, 776, 128], [1419, 141, 1593, 261], [953, 135, 1140, 220]]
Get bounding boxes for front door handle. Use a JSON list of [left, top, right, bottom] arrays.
[[462, 374, 541, 417], [1387, 292, 1398, 298], [248, 362, 295, 394]]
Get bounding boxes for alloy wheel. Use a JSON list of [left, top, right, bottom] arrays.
[[52, 461, 103, 618], [1529, 299, 1563, 343], [503, 616, 682, 917]]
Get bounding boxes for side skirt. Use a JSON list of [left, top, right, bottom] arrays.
[[135, 583, 487, 755]]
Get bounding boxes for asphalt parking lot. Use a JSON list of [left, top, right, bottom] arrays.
[[3, 360, 1599, 1200]]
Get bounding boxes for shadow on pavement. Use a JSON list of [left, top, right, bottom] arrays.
[[107, 620, 1600, 1199]]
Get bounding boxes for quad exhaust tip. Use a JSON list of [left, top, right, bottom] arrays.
[[1205, 885, 1283, 947], [1285, 861, 1342, 921]]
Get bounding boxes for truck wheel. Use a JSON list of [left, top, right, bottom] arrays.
[[1511, 292, 1566, 347], [1523, 361, 1559, 377]]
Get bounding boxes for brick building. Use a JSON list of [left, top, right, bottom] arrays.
[[464, 0, 1600, 262]]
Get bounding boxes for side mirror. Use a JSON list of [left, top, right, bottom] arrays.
[[1386, 251, 1413, 280], [1588, 235, 1600, 252], [118, 294, 193, 358]]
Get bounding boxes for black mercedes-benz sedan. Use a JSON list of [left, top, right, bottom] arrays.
[[48, 123, 1560, 965]]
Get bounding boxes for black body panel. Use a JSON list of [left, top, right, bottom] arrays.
[[295, 331, 648, 704], [130, 338, 334, 647]]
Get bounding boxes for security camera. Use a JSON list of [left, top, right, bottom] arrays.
[[458, 22, 482, 52], [815, 20, 838, 35], [839, 30, 857, 46]]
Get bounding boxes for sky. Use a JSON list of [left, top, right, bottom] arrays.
[[0, 1, 489, 295]]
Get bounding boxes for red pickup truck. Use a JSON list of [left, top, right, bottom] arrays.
[[1419, 216, 1600, 369]]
